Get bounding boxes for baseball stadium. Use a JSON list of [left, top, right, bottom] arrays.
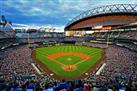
[[0, 1, 137, 91]]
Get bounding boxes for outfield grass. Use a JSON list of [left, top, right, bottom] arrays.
[[34, 45, 103, 79]]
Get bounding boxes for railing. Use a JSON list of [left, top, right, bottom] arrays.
[[66, 4, 137, 27]]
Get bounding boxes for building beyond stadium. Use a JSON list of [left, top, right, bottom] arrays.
[[64, 4, 137, 36]]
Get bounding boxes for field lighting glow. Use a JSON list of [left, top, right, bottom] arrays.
[[92, 26, 103, 29], [86, 31, 94, 34]]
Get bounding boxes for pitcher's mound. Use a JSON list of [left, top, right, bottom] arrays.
[[67, 58, 72, 61]]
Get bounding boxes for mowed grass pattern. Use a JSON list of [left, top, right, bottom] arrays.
[[56, 55, 82, 65], [34, 45, 102, 78]]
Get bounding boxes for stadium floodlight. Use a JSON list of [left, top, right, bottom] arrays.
[[50, 73, 54, 76], [86, 31, 94, 34], [85, 73, 89, 75], [92, 26, 103, 29]]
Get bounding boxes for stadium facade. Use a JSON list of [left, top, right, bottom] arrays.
[[1, 3, 137, 91], [64, 4, 137, 36]]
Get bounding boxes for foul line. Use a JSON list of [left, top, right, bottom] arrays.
[[31, 63, 42, 74], [36, 50, 101, 67], [74, 57, 91, 65]]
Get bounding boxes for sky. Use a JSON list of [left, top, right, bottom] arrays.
[[0, 0, 137, 31]]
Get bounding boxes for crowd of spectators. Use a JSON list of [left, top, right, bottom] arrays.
[[84, 45, 137, 91], [119, 30, 137, 40], [0, 41, 137, 91], [0, 45, 37, 81], [19, 38, 55, 43], [91, 30, 137, 40]]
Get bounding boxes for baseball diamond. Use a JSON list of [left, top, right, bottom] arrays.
[[1, 2, 137, 90], [32, 45, 105, 80]]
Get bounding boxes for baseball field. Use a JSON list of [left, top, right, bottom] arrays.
[[32, 45, 105, 80]]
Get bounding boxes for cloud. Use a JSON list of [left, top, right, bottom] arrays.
[[133, 0, 137, 3], [1, 0, 95, 17], [12, 23, 29, 27], [53, 25, 65, 32], [0, 0, 135, 32]]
